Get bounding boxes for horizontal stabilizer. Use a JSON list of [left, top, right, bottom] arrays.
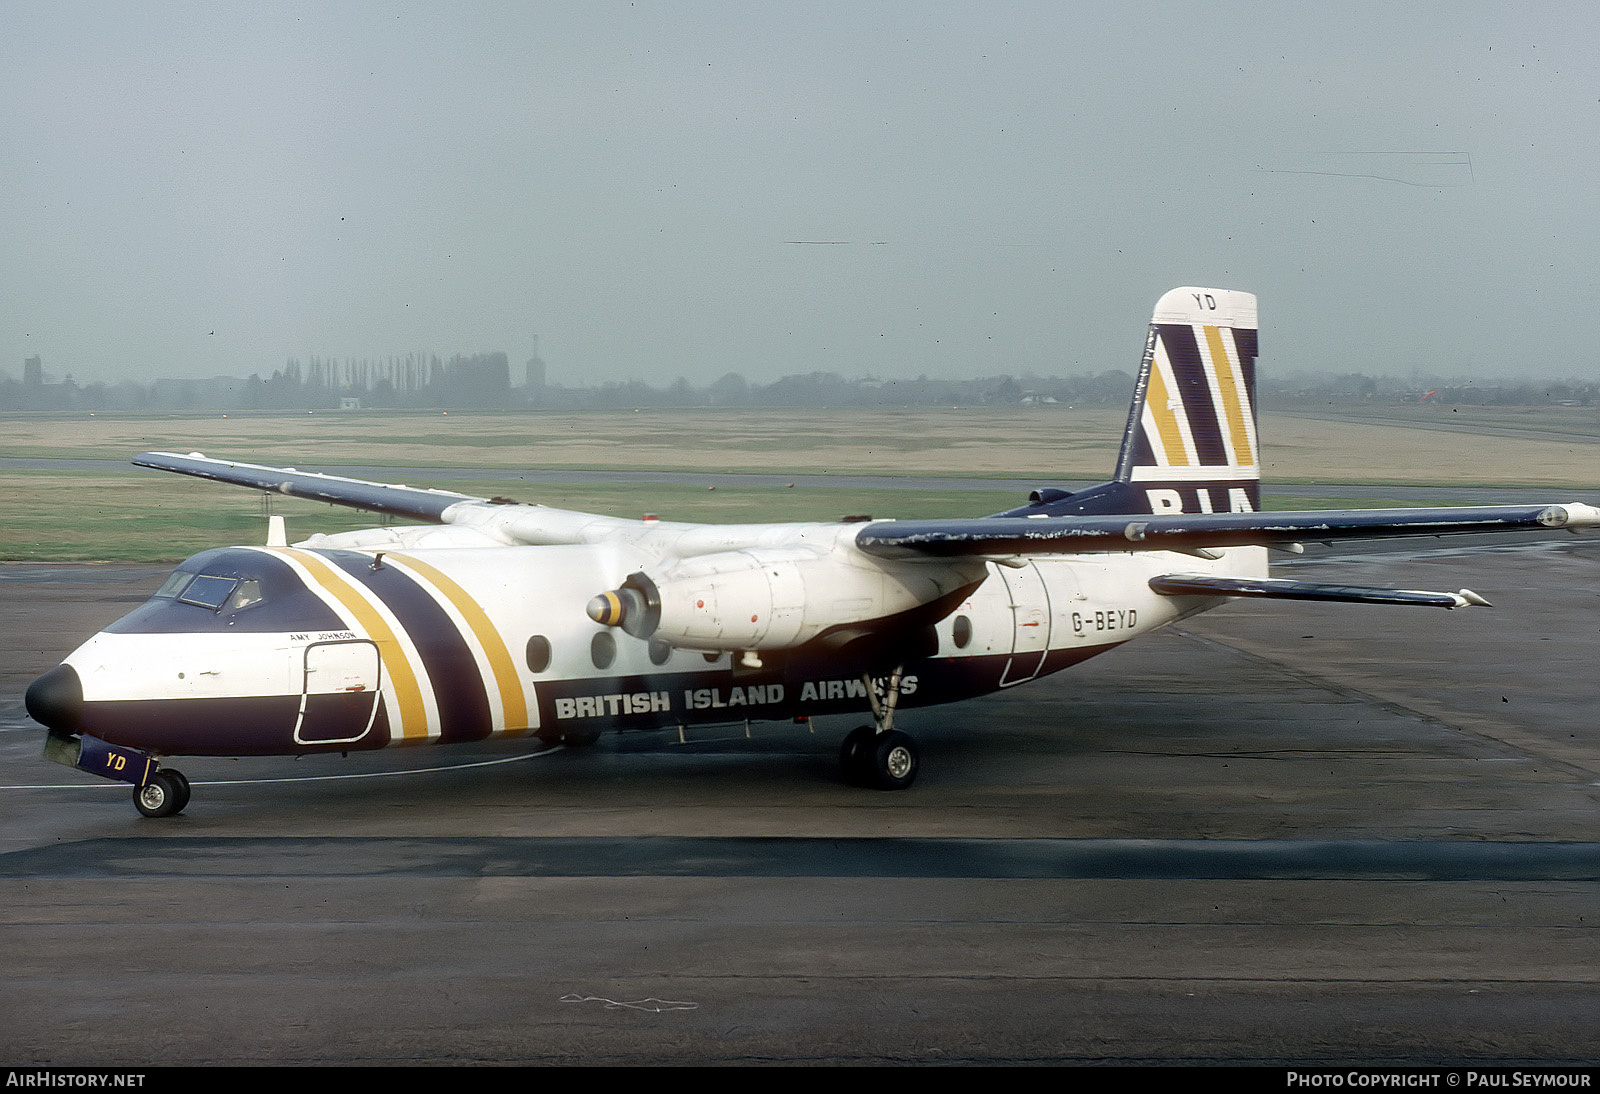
[[1149, 573, 1491, 609]]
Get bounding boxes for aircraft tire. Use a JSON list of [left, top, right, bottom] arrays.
[[164, 768, 192, 814], [869, 731, 919, 791], [839, 726, 877, 786], [133, 771, 186, 819]]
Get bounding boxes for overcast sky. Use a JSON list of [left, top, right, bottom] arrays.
[[3, 2, 1596, 387]]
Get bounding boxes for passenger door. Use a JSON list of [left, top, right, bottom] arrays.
[[996, 561, 1052, 687], [295, 640, 381, 745]]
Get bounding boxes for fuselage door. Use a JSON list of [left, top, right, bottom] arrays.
[[997, 561, 1051, 687], [295, 640, 381, 745]]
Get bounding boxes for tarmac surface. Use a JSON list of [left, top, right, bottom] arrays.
[[2, 536, 1599, 1065]]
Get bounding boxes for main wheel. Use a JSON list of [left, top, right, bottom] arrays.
[[133, 771, 186, 818], [838, 726, 877, 786], [868, 730, 919, 790]]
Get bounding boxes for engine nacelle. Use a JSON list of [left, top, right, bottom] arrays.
[[587, 546, 980, 652]]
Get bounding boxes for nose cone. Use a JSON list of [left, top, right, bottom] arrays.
[[25, 663, 83, 733], [587, 591, 625, 626]]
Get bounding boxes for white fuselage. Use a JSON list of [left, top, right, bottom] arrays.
[[56, 529, 1264, 757]]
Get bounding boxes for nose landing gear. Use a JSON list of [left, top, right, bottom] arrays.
[[44, 731, 193, 817]]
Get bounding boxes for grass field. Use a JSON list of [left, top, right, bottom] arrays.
[[2, 404, 1595, 482], [0, 407, 1128, 477], [1, 405, 1594, 561], [1283, 402, 1600, 439], [0, 471, 1026, 562]]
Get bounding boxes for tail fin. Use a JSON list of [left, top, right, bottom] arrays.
[[1113, 287, 1260, 514]]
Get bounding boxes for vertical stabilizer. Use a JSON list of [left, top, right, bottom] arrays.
[[1113, 287, 1260, 514]]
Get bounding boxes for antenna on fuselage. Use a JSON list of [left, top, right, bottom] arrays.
[[266, 514, 287, 547]]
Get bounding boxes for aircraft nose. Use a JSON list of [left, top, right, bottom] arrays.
[[25, 663, 83, 733]]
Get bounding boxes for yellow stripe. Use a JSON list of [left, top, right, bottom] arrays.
[[394, 554, 530, 733], [1144, 352, 1190, 466], [278, 549, 430, 741], [1203, 325, 1252, 466]]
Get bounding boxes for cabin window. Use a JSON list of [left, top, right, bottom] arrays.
[[648, 638, 672, 665], [525, 636, 551, 674], [590, 632, 615, 670], [952, 614, 973, 650]]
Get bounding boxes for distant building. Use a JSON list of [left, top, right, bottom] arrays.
[[526, 336, 547, 390], [23, 356, 42, 386]]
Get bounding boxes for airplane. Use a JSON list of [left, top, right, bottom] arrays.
[[23, 287, 1600, 817]]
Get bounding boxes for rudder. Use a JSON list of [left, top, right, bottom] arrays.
[[1113, 287, 1260, 514]]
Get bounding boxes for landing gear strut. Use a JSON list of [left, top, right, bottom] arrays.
[[838, 668, 920, 790], [133, 768, 190, 818]]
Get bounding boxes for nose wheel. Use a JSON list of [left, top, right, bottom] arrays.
[[133, 768, 190, 818]]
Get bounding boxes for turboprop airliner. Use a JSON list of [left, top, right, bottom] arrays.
[[25, 288, 1600, 816]]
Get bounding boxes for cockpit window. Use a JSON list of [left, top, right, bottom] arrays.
[[108, 547, 345, 635], [177, 574, 240, 611], [151, 558, 264, 614], [229, 579, 264, 612], [154, 571, 194, 599]]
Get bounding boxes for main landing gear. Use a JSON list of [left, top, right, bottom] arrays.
[[134, 768, 191, 819], [838, 667, 920, 790]]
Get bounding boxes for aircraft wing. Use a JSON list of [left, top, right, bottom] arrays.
[[1146, 573, 1490, 609], [136, 450, 652, 548], [853, 504, 1600, 559], [135, 452, 487, 523], [137, 451, 1600, 563]]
